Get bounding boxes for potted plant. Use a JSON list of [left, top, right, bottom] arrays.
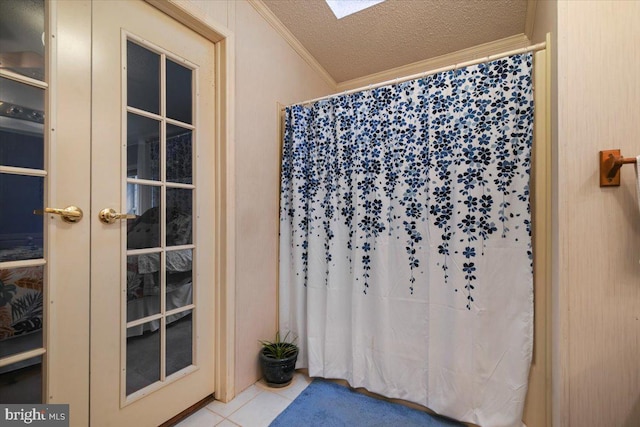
[[259, 331, 299, 388]]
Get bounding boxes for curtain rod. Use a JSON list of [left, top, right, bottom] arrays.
[[283, 41, 546, 109]]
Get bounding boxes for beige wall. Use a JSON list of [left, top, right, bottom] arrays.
[[174, 0, 334, 394], [554, 1, 640, 426], [532, 0, 556, 44], [232, 0, 334, 393]]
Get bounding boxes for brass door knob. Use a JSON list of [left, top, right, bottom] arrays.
[[34, 206, 83, 223], [99, 208, 137, 224]]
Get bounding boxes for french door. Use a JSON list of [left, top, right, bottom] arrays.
[[1, 1, 216, 425], [90, 1, 216, 425], [90, 1, 215, 425]]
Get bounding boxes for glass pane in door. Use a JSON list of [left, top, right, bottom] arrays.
[[127, 113, 160, 181], [126, 41, 160, 115], [166, 249, 192, 310], [0, 0, 45, 80], [0, 265, 44, 358], [127, 254, 160, 322], [166, 59, 192, 124], [166, 125, 192, 184], [166, 188, 192, 246], [0, 174, 44, 262], [166, 310, 192, 376], [126, 184, 160, 250], [126, 323, 160, 395], [0, 356, 42, 404], [0, 77, 44, 169]]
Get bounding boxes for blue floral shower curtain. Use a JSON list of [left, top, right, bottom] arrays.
[[279, 53, 534, 427]]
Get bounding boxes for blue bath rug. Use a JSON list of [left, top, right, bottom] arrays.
[[269, 379, 463, 427]]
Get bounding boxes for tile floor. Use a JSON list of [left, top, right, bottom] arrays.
[[175, 372, 312, 427]]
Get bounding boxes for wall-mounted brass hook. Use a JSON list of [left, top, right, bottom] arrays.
[[599, 149, 637, 187]]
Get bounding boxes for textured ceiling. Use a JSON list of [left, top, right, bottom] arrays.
[[262, 0, 529, 83]]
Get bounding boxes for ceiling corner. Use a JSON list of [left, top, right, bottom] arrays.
[[525, 0, 538, 41], [246, 0, 337, 89]]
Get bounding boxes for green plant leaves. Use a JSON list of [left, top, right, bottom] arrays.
[[259, 331, 298, 359]]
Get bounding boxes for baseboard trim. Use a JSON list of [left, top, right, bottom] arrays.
[[160, 394, 215, 427]]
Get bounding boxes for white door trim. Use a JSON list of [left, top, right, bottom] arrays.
[[144, 0, 237, 403]]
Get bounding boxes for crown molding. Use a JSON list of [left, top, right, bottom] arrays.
[[525, 0, 538, 41], [336, 33, 531, 91], [247, 0, 337, 89]]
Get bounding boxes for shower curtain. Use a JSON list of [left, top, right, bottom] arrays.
[[279, 53, 534, 427]]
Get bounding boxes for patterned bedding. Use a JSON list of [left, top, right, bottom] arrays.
[[126, 209, 193, 335], [0, 267, 43, 345]]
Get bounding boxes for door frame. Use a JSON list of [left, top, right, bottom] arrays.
[[144, 0, 237, 403]]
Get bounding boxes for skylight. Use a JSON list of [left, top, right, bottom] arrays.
[[325, 0, 386, 19]]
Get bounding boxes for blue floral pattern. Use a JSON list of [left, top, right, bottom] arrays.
[[280, 54, 533, 309]]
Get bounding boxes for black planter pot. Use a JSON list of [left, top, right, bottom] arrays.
[[259, 348, 298, 388]]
